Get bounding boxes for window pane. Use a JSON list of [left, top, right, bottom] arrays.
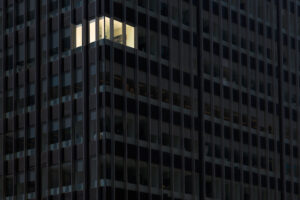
[[89, 19, 96, 43], [75, 24, 82, 48], [126, 24, 135, 48], [113, 19, 123, 44], [105, 17, 111, 39], [99, 17, 104, 39]]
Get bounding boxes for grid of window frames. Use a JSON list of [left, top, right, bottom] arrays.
[[202, 0, 300, 200], [2, 0, 300, 200], [0, 0, 199, 200]]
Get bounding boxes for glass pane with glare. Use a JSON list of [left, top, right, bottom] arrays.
[[126, 25, 135, 48], [105, 17, 110, 39], [75, 24, 82, 48], [99, 17, 104, 39], [113, 19, 123, 44], [89, 19, 96, 43]]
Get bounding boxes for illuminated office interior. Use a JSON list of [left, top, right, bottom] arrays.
[[73, 16, 135, 49]]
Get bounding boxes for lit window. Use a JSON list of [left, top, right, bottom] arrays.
[[99, 17, 104, 39], [113, 19, 123, 44], [126, 24, 135, 48], [105, 17, 111, 39], [72, 16, 135, 48], [74, 24, 82, 48], [89, 19, 96, 43]]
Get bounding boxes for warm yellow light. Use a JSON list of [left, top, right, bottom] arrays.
[[126, 24, 135, 48], [89, 19, 96, 43], [72, 16, 136, 48], [99, 17, 104, 39], [105, 17, 111, 39], [113, 19, 123, 44], [75, 24, 82, 48]]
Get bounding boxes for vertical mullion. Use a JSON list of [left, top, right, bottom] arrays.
[[46, 0, 50, 199], [35, 0, 42, 198], [110, 1, 115, 200], [100, 0, 106, 200], [58, 0, 63, 199], [70, 0, 75, 199], [295, 0, 300, 198], [12, 0, 17, 197], [276, 0, 286, 199], [177, 0, 183, 198], [82, 0, 90, 199], [157, 0, 163, 198], [197, 0, 204, 199], [123, 0, 129, 199], [133, 0, 139, 198], [95, 0, 99, 198], [286, 1, 293, 200], [0, 0, 5, 197], [23, 0, 29, 197]]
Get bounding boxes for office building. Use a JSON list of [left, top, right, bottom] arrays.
[[0, 0, 299, 200]]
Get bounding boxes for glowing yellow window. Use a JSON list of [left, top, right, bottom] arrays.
[[105, 17, 111, 39], [126, 24, 135, 48], [113, 19, 123, 44], [99, 17, 104, 39], [83, 16, 136, 48], [89, 19, 96, 43], [75, 24, 82, 48]]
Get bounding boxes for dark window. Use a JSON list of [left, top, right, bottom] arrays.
[[233, 129, 240, 142], [224, 126, 231, 139], [223, 46, 229, 59], [203, 0, 210, 11], [183, 30, 190, 44], [203, 38, 210, 52], [223, 86, 230, 99], [204, 79, 211, 93], [214, 83, 220, 96], [231, 11, 238, 23], [260, 137, 266, 149], [243, 131, 249, 145], [222, 6, 228, 19], [249, 19, 255, 31], [205, 120, 212, 134], [233, 89, 239, 102], [161, 22, 169, 35], [150, 61, 159, 76], [258, 23, 264, 35], [212, 2, 219, 15], [183, 72, 191, 86], [240, 15, 247, 27], [161, 2, 168, 16], [173, 69, 180, 83], [213, 42, 219, 55], [172, 26, 179, 40], [252, 134, 258, 147], [162, 65, 169, 80]]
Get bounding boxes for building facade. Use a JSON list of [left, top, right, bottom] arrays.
[[0, 0, 299, 200]]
